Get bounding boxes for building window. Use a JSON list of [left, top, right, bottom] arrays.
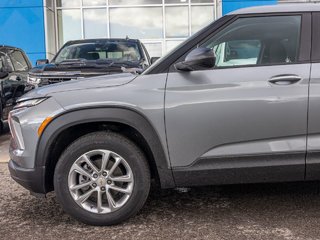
[[191, 0, 214, 3], [109, 7, 163, 39], [56, 0, 216, 57], [109, 0, 162, 5], [83, 8, 108, 38], [57, 9, 82, 46], [166, 40, 184, 53], [191, 5, 214, 34], [57, 0, 81, 7], [165, 6, 189, 38], [82, 0, 106, 6]]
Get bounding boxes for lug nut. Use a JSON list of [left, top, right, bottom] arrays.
[[107, 180, 112, 185], [102, 172, 107, 177], [92, 183, 97, 187], [101, 187, 106, 191], [93, 173, 98, 178]]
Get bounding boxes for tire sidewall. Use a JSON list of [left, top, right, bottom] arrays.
[[54, 132, 150, 225], [0, 103, 3, 135]]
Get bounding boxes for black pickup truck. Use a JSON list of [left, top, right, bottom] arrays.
[[28, 38, 157, 87], [0, 45, 32, 132]]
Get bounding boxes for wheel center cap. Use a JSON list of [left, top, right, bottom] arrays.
[[96, 177, 107, 187]]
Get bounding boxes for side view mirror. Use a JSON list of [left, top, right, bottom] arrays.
[[36, 59, 49, 66], [174, 47, 215, 71], [151, 57, 160, 64]]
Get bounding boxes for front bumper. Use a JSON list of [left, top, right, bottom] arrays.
[[8, 159, 47, 194], [8, 97, 64, 194]]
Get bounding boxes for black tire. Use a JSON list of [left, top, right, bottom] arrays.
[[0, 104, 3, 135], [0, 120, 3, 135], [54, 131, 151, 226]]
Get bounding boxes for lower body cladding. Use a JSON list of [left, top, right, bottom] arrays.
[[172, 153, 306, 187]]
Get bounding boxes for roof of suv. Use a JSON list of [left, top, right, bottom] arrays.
[[0, 45, 19, 49], [65, 38, 140, 46], [228, 3, 320, 15]]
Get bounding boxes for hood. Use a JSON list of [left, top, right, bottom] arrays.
[[29, 61, 141, 77], [21, 73, 137, 99]]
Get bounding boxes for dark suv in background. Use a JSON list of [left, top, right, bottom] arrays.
[[0, 45, 31, 132], [28, 38, 153, 88]]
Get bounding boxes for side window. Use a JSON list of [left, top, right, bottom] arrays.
[[141, 43, 151, 65], [0, 53, 4, 72], [10, 50, 29, 71], [0, 52, 14, 72], [213, 40, 261, 67], [203, 15, 301, 67]]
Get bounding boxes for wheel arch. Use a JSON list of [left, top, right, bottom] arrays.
[[35, 107, 175, 192]]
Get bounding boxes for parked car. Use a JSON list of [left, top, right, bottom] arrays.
[[27, 38, 155, 88], [8, 4, 319, 225], [0, 45, 31, 133]]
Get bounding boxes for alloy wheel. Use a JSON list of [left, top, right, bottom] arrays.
[[68, 149, 134, 214]]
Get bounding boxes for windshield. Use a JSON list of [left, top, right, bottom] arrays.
[[54, 40, 142, 64]]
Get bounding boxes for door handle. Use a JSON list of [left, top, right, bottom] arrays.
[[268, 75, 302, 85]]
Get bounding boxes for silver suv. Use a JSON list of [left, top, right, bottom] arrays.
[[8, 4, 320, 225]]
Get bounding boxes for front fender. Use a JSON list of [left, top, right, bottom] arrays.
[[35, 107, 175, 189]]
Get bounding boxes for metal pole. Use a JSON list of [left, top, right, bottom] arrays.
[[214, 0, 218, 19]]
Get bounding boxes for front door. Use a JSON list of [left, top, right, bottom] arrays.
[[0, 49, 29, 120], [165, 14, 311, 186]]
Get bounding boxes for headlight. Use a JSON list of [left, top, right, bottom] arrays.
[[8, 112, 25, 150], [14, 98, 48, 109], [27, 75, 41, 84]]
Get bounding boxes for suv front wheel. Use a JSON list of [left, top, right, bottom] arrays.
[[54, 131, 151, 225]]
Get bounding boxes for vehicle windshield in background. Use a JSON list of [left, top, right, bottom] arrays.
[[54, 40, 142, 64]]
